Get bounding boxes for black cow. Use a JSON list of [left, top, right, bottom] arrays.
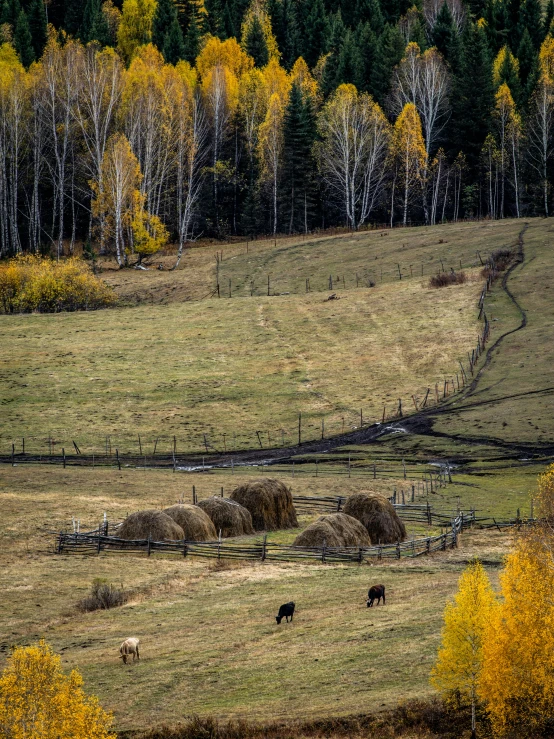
[[366, 585, 385, 607], [276, 601, 295, 624]]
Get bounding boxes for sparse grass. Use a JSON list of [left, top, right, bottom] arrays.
[[0, 464, 512, 733], [0, 275, 481, 451]]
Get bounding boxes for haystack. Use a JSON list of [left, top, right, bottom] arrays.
[[163, 504, 217, 541], [292, 513, 371, 548], [230, 478, 298, 531], [197, 497, 254, 537], [343, 492, 407, 544], [118, 510, 184, 541]]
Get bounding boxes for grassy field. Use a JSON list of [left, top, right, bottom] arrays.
[[0, 271, 481, 452], [0, 464, 517, 733]]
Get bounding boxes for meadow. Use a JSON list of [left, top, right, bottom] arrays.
[[1, 216, 552, 736]]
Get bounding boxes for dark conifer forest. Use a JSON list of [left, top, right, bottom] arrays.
[[0, 0, 553, 258]]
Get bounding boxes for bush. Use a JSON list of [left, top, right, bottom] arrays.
[[77, 579, 127, 612], [429, 270, 467, 288], [0, 255, 115, 313]]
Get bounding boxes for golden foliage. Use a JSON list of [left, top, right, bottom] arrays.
[[196, 36, 253, 80], [479, 527, 554, 737], [262, 56, 290, 103], [431, 560, 497, 703], [117, 0, 157, 62], [0, 255, 115, 313], [290, 57, 319, 105], [539, 36, 554, 84], [0, 640, 115, 738]]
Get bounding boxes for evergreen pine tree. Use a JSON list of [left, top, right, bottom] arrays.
[[545, 0, 554, 40], [379, 0, 411, 26], [80, 0, 98, 41], [26, 0, 46, 58], [303, 0, 329, 68], [465, 0, 487, 19], [281, 81, 317, 232], [203, 0, 225, 38], [335, 28, 362, 86], [355, 0, 383, 34], [496, 46, 522, 103], [354, 21, 377, 93], [89, 3, 111, 45], [183, 6, 201, 62], [409, 17, 427, 49], [370, 23, 404, 104], [163, 17, 185, 62], [267, 0, 285, 51], [14, 9, 34, 66], [65, 0, 85, 36], [518, 0, 543, 49], [483, 0, 509, 55], [222, 0, 237, 36], [282, 0, 301, 69], [517, 26, 536, 88], [321, 10, 345, 94], [1, 0, 20, 28], [432, 1, 455, 59], [153, 0, 178, 51], [244, 14, 269, 66], [451, 21, 494, 170], [506, 0, 522, 51]]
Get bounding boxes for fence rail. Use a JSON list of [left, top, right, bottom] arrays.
[[54, 511, 476, 564]]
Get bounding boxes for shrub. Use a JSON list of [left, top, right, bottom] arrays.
[[77, 579, 127, 612], [429, 271, 467, 288], [0, 255, 115, 313]]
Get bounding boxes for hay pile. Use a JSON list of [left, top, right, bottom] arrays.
[[197, 497, 254, 537], [292, 513, 371, 548], [163, 504, 217, 541], [230, 478, 298, 531], [343, 492, 407, 544], [118, 510, 184, 541]]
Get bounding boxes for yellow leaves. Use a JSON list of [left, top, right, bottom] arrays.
[[0, 255, 115, 314], [391, 102, 427, 173], [0, 640, 116, 738], [479, 528, 554, 737], [201, 63, 239, 119], [290, 57, 319, 105], [131, 200, 169, 257], [431, 560, 497, 701], [262, 57, 290, 104], [539, 36, 554, 84], [196, 36, 253, 80], [492, 45, 519, 88], [116, 0, 157, 63]]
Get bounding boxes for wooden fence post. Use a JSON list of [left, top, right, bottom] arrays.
[[147, 533, 151, 557], [261, 535, 267, 562], [11, 443, 15, 466], [298, 413, 301, 446], [62, 448, 66, 468], [322, 540, 326, 564]]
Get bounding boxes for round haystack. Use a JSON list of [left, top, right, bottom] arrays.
[[343, 492, 407, 544], [118, 510, 185, 541], [229, 478, 298, 531], [292, 513, 371, 548], [163, 504, 217, 541], [196, 497, 254, 537]]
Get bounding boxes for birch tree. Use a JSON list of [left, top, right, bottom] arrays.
[[258, 91, 284, 233], [389, 102, 427, 226], [526, 39, 554, 215], [316, 84, 390, 229]]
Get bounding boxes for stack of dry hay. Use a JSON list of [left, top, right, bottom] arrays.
[[230, 478, 298, 531], [197, 497, 254, 537], [118, 510, 185, 541], [343, 492, 407, 544], [163, 504, 217, 541], [292, 512, 371, 548]]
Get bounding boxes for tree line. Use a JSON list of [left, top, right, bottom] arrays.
[[1, 0, 554, 261]]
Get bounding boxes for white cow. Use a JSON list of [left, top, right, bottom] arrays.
[[119, 637, 140, 664]]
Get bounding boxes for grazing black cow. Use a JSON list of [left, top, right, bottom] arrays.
[[276, 601, 295, 624], [366, 585, 385, 607]]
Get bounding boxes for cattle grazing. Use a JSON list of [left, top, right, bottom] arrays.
[[276, 601, 295, 624], [119, 637, 140, 664], [366, 585, 385, 607]]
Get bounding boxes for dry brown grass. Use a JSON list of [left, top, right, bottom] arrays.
[[0, 464, 513, 733]]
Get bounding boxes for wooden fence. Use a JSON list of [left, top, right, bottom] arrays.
[[54, 510, 476, 564]]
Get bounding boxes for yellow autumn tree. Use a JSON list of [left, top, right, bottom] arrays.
[[196, 36, 253, 81], [117, 0, 157, 62], [389, 102, 427, 226], [258, 91, 285, 233], [240, 0, 279, 62], [431, 560, 497, 739], [539, 36, 554, 82], [479, 526, 554, 738], [492, 45, 520, 89], [0, 640, 115, 738], [290, 57, 319, 107], [262, 56, 290, 102]]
